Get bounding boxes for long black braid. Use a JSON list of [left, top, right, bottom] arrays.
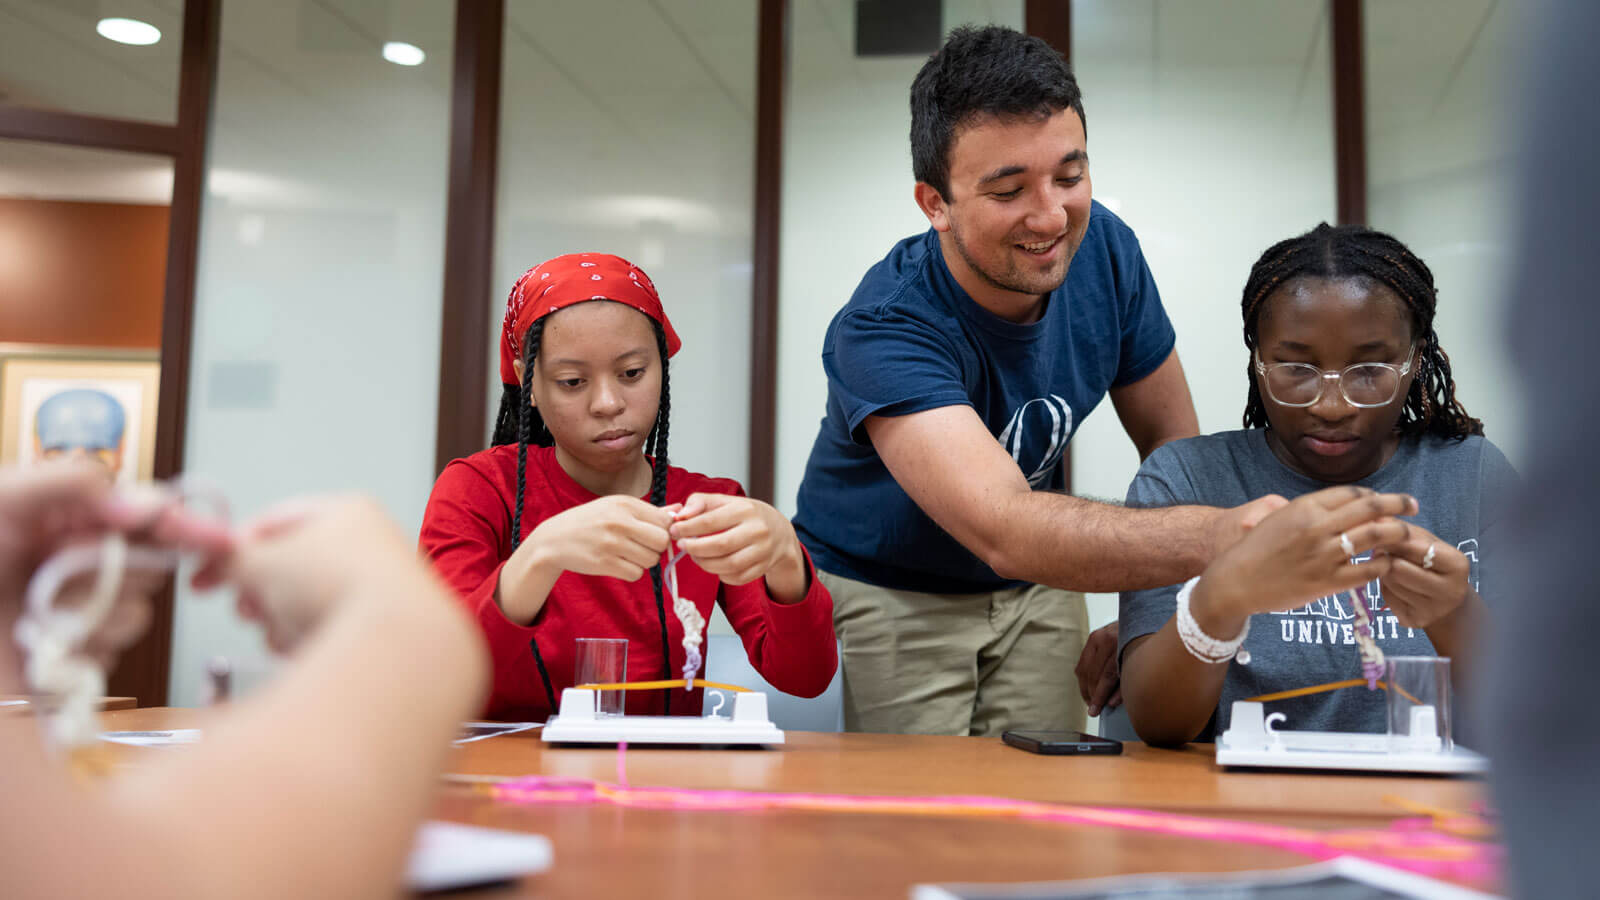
[[495, 311, 676, 712], [643, 323, 673, 710], [493, 320, 551, 450], [503, 319, 548, 552], [490, 385, 521, 448], [495, 318, 558, 709], [1239, 223, 1483, 442]]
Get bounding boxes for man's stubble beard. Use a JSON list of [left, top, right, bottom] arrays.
[[947, 217, 1074, 298]]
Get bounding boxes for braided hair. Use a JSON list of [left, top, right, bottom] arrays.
[[493, 309, 677, 710], [642, 323, 673, 707], [1239, 223, 1483, 442]]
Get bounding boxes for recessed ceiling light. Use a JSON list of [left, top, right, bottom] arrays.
[[382, 42, 425, 66], [96, 17, 161, 46]]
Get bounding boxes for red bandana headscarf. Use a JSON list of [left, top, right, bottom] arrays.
[[499, 253, 682, 386]]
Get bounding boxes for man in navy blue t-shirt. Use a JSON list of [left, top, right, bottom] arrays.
[[793, 26, 1280, 736]]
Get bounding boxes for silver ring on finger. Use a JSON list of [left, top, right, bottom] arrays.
[[1339, 531, 1356, 557], [1422, 543, 1437, 570]]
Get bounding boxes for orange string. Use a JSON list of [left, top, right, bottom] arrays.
[[576, 679, 751, 693], [1246, 679, 1422, 705], [1383, 795, 1498, 840]]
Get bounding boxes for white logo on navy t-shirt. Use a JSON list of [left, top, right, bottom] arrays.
[[998, 394, 1074, 487]]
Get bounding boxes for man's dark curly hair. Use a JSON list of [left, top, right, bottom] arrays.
[[910, 25, 1085, 199]]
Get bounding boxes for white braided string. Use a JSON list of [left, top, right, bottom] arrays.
[[662, 548, 703, 690], [12, 479, 228, 753], [15, 537, 181, 751]]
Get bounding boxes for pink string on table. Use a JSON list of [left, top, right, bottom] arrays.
[[481, 774, 1499, 887]]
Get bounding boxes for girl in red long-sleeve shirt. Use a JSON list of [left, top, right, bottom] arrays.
[[421, 253, 836, 720]]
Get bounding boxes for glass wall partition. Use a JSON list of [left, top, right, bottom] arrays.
[[493, 0, 759, 485], [171, 0, 456, 704], [1366, 0, 1522, 464]]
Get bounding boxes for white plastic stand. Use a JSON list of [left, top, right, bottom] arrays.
[[1215, 701, 1487, 775], [540, 688, 785, 747]]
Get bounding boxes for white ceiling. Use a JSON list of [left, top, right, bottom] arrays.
[[494, 0, 759, 216], [1364, 0, 1507, 137], [0, 0, 1508, 205], [0, 0, 183, 122]]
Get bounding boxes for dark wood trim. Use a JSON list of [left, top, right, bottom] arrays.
[[152, 0, 219, 483], [1026, 0, 1072, 494], [0, 106, 181, 156], [1331, 0, 1367, 225], [747, 0, 785, 504], [1025, 0, 1072, 61], [434, 0, 505, 474], [107, 0, 222, 707]]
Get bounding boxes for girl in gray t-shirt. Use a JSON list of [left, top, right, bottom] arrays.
[[1118, 224, 1514, 745]]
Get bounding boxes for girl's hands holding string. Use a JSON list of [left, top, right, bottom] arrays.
[[670, 493, 809, 604], [529, 496, 676, 582], [498, 496, 676, 624], [1187, 485, 1418, 638], [1373, 522, 1472, 629]]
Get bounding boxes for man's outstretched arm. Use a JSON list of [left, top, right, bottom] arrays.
[[864, 404, 1280, 593]]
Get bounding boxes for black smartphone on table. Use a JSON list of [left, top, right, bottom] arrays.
[[1001, 729, 1123, 755]]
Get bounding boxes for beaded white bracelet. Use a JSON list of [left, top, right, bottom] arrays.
[[1174, 576, 1250, 665]]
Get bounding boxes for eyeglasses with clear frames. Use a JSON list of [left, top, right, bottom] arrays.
[[1253, 347, 1416, 408]]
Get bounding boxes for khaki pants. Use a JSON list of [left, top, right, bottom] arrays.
[[820, 569, 1089, 736]]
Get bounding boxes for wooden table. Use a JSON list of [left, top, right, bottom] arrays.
[[99, 708, 1495, 898], [3, 695, 137, 712]]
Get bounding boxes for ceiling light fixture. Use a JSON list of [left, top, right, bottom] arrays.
[[382, 42, 425, 66], [96, 17, 161, 46]]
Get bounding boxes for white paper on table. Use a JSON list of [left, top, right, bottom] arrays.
[[455, 721, 542, 744], [406, 821, 552, 892], [100, 729, 203, 746]]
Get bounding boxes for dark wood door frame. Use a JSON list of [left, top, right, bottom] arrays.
[[746, 0, 787, 504], [1026, 0, 1072, 58], [132, 0, 221, 707], [1331, 0, 1368, 225], [0, 0, 220, 707], [0, 107, 181, 156], [433, 0, 505, 474]]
